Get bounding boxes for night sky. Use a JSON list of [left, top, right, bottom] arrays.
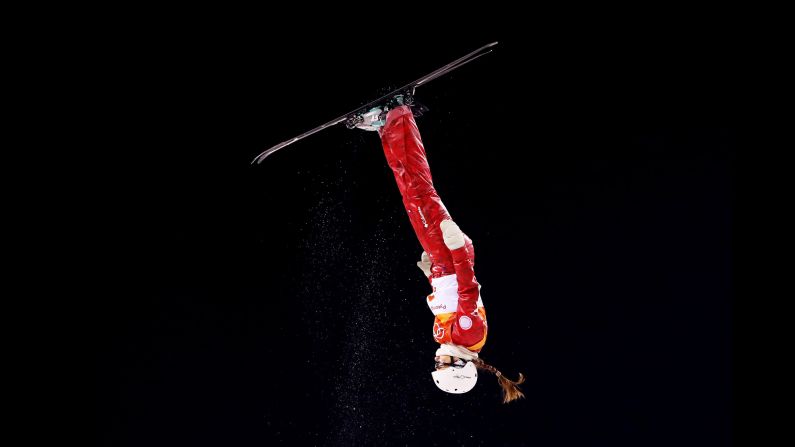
[[93, 25, 734, 446]]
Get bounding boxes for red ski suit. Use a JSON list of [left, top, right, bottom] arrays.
[[378, 106, 487, 352]]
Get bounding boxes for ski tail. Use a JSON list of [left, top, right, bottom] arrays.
[[251, 117, 347, 164]]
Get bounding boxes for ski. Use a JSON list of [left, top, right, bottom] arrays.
[[251, 41, 499, 164]]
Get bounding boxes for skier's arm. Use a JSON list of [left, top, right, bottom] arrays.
[[441, 220, 485, 346], [449, 244, 480, 316]]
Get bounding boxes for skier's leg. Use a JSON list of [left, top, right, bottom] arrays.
[[378, 105, 435, 199], [379, 105, 457, 277]]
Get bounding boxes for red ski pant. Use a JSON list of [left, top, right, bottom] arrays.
[[378, 105, 474, 278]]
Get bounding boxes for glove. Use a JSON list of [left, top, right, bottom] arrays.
[[416, 251, 431, 278], [440, 220, 465, 250]]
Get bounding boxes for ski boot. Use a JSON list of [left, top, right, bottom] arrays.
[[345, 89, 427, 131], [385, 92, 413, 109], [345, 107, 386, 131], [346, 95, 409, 131], [386, 90, 428, 117]]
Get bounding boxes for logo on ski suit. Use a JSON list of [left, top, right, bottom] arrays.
[[417, 206, 428, 228], [433, 322, 445, 340]]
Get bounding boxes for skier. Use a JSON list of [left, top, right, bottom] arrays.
[[353, 94, 525, 403]]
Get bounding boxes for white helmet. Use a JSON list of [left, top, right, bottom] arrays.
[[431, 360, 478, 394]]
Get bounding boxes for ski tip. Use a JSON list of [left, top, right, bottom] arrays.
[[251, 151, 269, 164]]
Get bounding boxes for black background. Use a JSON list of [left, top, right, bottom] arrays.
[[91, 20, 734, 446]]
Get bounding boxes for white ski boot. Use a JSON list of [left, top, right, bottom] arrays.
[[351, 107, 386, 131]]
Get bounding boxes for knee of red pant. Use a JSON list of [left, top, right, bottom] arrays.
[[405, 183, 437, 200]]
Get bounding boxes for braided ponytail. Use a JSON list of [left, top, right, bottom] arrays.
[[472, 358, 525, 404]]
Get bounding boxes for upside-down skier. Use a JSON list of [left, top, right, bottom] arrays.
[[353, 94, 525, 403]]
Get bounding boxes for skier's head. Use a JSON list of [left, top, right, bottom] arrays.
[[431, 352, 526, 403], [432, 355, 478, 394]]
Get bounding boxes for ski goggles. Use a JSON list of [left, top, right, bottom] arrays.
[[435, 357, 467, 369]]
